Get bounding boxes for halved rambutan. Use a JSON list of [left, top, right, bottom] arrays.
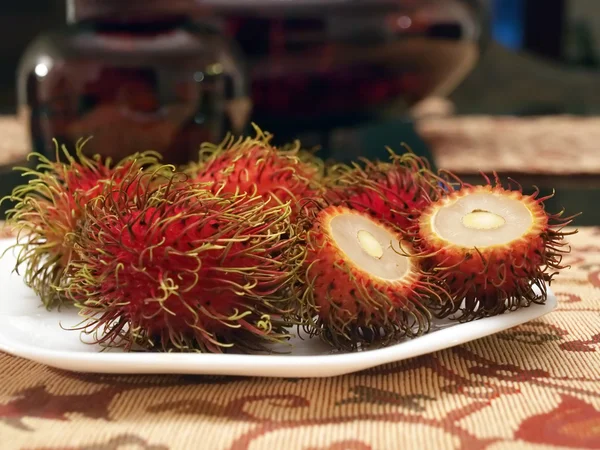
[[186, 126, 323, 217], [294, 205, 452, 350], [2, 139, 161, 308], [325, 150, 443, 230], [66, 178, 299, 352], [414, 175, 578, 320]]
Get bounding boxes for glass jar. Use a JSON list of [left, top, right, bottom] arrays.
[[18, 0, 249, 165], [203, 0, 487, 161]]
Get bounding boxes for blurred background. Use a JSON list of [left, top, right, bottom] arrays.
[[0, 0, 599, 223], [3, 0, 600, 115]]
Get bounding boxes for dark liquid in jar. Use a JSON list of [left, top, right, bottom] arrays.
[[223, 13, 479, 152], [19, 19, 245, 165]]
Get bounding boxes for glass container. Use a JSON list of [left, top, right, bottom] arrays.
[[203, 0, 487, 160], [18, 0, 249, 165]]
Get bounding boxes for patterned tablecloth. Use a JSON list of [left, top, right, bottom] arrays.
[[0, 222, 599, 450], [4, 114, 600, 176], [417, 115, 600, 175]]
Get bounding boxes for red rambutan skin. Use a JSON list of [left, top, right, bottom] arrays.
[[188, 129, 323, 217], [326, 151, 443, 230], [67, 181, 297, 352], [415, 178, 577, 320], [298, 205, 451, 349], [3, 140, 161, 308]]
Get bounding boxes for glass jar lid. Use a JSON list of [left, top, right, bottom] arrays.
[[200, 0, 424, 6], [196, 0, 439, 17], [67, 0, 198, 23]]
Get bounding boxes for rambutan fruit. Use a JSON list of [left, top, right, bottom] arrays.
[[325, 149, 444, 230], [66, 177, 299, 353], [294, 204, 452, 350], [2, 139, 162, 308], [186, 126, 324, 218], [414, 174, 578, 320]]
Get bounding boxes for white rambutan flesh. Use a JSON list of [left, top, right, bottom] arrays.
[[430, 191, 535, 248], [329, 212, 410, 281]]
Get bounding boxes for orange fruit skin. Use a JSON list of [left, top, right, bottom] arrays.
[[300, 206, 450, 348], [326, 153, 443, 231], [192, 140, 322, 220], [416, 185, 553, 317]]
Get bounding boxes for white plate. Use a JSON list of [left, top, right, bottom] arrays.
[[0, 238, 557, 378]]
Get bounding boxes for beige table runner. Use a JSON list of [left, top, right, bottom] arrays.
[[418, 115, 600, 175]]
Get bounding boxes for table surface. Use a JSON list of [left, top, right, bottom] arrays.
[[1, 114, 599, 448], [1, 224, 599, 450], [417, 115, 600, 176]]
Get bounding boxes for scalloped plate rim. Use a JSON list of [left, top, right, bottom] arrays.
[[0, 238, 557, 377]]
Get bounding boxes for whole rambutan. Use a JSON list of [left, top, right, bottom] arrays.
[[325, 150, 444, 230], [2, 139, 162, 308], [293, 204, 452, 350], [414, 173, 578, 320], [66, 177, 299, 352], [186, 126, 324, 217]]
